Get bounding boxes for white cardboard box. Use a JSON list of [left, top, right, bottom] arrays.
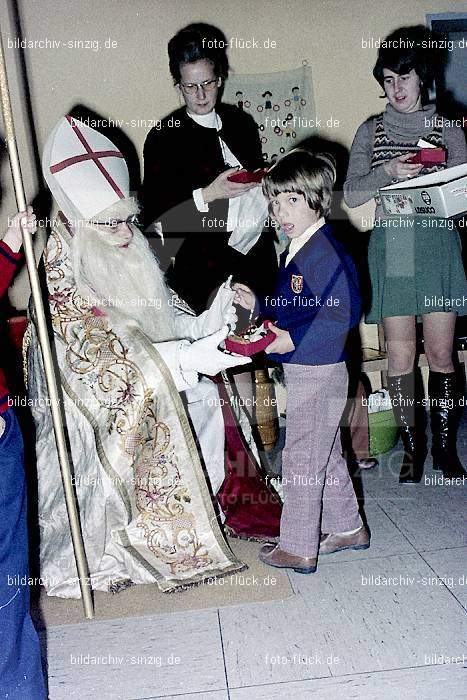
[[379, 163, 467, 218]]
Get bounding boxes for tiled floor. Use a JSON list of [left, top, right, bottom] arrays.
[[40, 417, 467, 699]]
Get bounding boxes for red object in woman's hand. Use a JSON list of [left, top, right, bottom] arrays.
[[408, 148, 446, 165], [227, 169, 268, 183], [224, 320, 276, 356]]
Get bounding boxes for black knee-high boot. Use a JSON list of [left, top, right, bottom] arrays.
[[387, 372, 427, 484], [429, 371, 466, 479]]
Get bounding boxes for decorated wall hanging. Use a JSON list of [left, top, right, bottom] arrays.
[[224, 63, 316, 163]]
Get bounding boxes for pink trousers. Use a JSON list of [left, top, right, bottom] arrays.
[[280, 362, 362, 558]]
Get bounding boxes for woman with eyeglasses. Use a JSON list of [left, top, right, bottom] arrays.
[[142, 23, 282, 544], [142, 22, 277, 313]]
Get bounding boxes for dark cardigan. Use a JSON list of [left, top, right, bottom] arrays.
[[142, 103, 277, 312]]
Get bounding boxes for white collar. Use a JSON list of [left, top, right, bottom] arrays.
[[285, 217, 325, 266], [186, 109, 221, 131]]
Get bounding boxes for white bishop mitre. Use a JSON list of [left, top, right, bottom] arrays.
[[42, 115, 130, 224]]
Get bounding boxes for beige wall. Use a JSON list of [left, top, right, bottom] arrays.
[[0, 0, 465, 326]]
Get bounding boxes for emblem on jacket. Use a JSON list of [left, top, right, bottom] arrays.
[[291, 274, 303, 293]]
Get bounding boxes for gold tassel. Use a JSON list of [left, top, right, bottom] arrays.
[[21, 321, 32, 390], [254, 368, 278, 452]]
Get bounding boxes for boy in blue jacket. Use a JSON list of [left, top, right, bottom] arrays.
[[234, 150, 369, 573]]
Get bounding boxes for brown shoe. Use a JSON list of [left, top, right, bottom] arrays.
[[319, 526, 370, 555], [259, 544, 317, 574]]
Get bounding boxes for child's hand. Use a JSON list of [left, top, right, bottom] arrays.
[[3, 206, 37, 253], [232, 282, 256, 311], [265, 324, 295, 355]]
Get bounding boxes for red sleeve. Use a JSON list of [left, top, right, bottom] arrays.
[[0, 241, 22, 299]]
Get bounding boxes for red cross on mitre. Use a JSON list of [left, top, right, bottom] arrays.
[[49, 115, 125, 199]]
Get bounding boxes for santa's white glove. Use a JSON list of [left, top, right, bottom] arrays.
[[180, 276, 238, 340], [206, 276, 238, 332], [180, 326, 251, 376]]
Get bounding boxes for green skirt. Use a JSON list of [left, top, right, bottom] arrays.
[[366, 216, 467, 323]]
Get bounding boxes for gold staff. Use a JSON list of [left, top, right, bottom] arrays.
[[0, 29, 94, 619]]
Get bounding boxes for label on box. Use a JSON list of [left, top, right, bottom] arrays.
[[381, 192, 414, 215], [450, 185, 467, 198], [379, 163, 467, 219]]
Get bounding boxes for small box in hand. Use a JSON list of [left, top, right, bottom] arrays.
[[227, 169, 268, 183], [408, 148, 446, 165], [223, 321, 276, 356]]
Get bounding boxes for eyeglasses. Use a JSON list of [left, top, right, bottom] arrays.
[[178, 78, 219, 95], [92, 214, 139, 230]]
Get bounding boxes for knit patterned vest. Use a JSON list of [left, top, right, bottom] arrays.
[[371, 114, 446, 203]]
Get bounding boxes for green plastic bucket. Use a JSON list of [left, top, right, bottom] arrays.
[[368, 410, 398, 457]]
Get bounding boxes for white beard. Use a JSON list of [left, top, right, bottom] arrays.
[[72, 225, 177, 342]]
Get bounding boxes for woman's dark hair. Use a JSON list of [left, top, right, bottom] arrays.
[[373, 26, 439, 102], [168, 23, 229, 84]]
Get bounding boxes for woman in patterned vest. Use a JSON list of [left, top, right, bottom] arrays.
[[344, 26, 466, 483]]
